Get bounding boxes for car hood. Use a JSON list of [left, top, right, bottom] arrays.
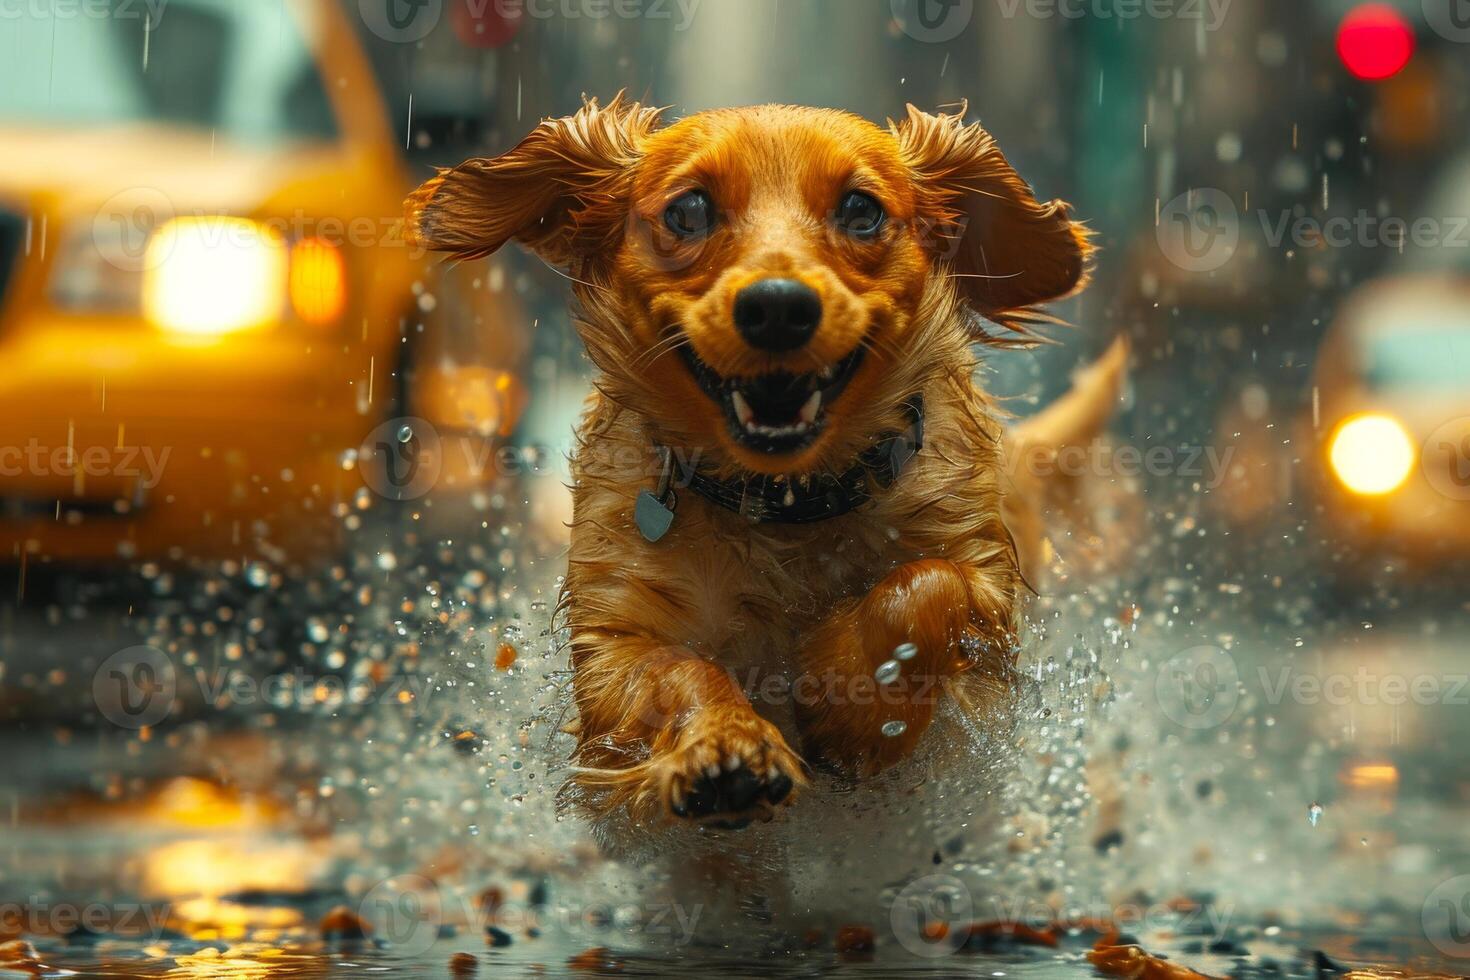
[[0, 123, 351, 217]]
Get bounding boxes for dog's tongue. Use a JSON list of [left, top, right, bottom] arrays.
[[740, 373, 813, 423]]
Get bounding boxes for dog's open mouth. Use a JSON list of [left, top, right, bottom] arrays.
[[679, 342, 865, 454]]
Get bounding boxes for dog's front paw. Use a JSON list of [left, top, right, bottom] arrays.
[[657, 710, 805, 829], [796, 559, 986, 776]]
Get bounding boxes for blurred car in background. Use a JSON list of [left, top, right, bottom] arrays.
[[0, 0, 515, 567], [1302, 275, 1470, 571]]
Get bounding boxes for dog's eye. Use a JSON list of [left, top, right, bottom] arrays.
[[835, 191, 886, 239], [664, 190, 716, 239]]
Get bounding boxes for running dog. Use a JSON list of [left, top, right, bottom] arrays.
[[406, 96, 1115, 834]]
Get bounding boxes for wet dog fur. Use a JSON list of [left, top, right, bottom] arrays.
[[406, 96, 1106, 840]]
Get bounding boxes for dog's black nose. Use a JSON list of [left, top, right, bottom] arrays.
[[733, 279, 822, 352]]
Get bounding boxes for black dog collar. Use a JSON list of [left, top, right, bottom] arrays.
[[636, 396, 924, 539]]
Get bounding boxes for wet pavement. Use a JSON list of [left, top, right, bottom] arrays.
[[1, 499, 1469, 978]]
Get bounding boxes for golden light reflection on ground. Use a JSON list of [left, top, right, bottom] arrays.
[[167, 943, 325, 979], [143, 839, 331, 903], [168, 898, 306, 942]]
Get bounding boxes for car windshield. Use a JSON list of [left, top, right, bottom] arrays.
[[0, 0, 336, 143], [1363, 326, 1470, 389]]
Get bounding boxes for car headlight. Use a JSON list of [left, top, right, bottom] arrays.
[[1329, 412, 1416, 496], [142, 217, 289, 336]]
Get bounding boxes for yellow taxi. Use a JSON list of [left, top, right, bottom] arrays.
[[0, 0, 472, 564], [1303, 274, 1470, 568]]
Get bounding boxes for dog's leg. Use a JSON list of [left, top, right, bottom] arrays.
[[568, 631, 806, 827], [794, 559, 1013, 776]]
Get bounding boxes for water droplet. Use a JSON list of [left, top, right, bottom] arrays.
[[397, 424, 414, 443], [881, 719, 908, 738], [874, 659, 902, 685], [893, 642, 918, 661], [1307, 802, 1323, 827]]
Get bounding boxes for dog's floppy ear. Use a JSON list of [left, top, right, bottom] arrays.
[[893, 104, 1092, 337], [406, 93, 664, 267]]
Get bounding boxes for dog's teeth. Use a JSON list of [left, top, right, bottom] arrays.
[[736, 404, 820, 442], [706, 763, 721, 779], [731, 390, 755, 426], [798, 391, 821, 425], [820, 364, 836, 381], [725, 754, 742, 772]]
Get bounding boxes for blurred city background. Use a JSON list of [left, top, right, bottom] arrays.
[[0, 0, 1468, 976]]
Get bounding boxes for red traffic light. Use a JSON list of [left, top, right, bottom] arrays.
[[1336, 3, 1415, 81]]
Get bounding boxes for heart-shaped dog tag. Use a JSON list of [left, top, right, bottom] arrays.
[[635, 490, 675, 543]]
